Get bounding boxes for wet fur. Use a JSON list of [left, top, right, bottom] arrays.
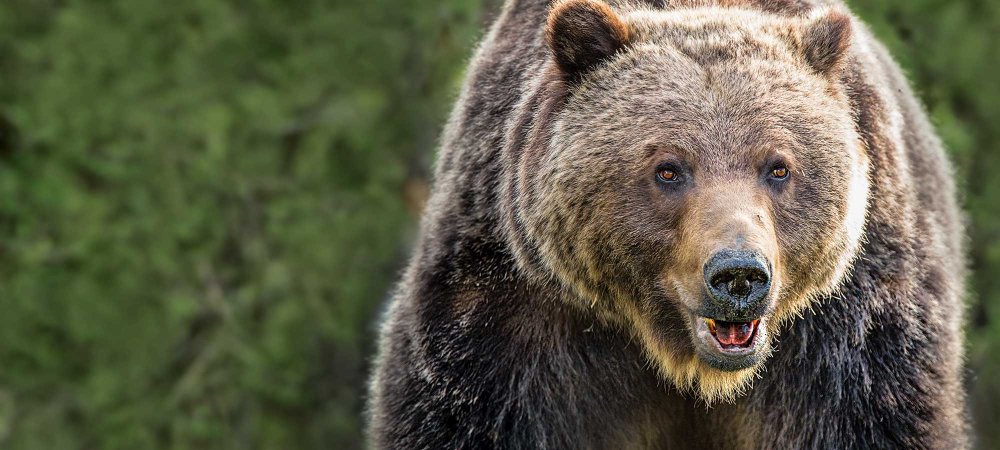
[[368, 0, 967, 448]]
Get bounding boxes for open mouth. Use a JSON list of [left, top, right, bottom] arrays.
[[692, 316, 766, 371], [705, 319, 760, 349]]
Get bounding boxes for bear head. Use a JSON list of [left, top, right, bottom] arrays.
[[502, 0, 869, 402]]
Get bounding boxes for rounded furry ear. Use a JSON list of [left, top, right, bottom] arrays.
[[545, 0, 631, 80], [800, 11, 853, 75]]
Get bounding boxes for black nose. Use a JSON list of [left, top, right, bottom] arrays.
[[703, 249, 771, 318]]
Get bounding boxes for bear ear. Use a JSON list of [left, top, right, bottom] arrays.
[[800, 11, 853, 75], [545, 0, 631, 80]]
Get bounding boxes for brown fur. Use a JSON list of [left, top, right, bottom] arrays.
[[800, 11, 852, 73], [369, 0, 968, 448], [547, 0, 632, 78]]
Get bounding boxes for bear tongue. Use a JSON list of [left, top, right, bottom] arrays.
[[714, 321, 755, 347]]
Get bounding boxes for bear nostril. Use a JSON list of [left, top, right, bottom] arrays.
[[729, 277, 752, 298], [711, 270, 757, 298], [710, 272, 734, 290]]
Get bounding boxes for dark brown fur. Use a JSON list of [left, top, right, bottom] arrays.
[[547, 0, 632, 78], [368, 0, 967, 448]]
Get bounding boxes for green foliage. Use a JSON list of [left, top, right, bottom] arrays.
[[0, 0, 996, 448], [0, 0, 482, 448]]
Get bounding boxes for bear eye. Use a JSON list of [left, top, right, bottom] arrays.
[[656, 166, 681, 184], [769, 165, 789, 180]]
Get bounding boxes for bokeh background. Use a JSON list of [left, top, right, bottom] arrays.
[[0, 0, 997, 448]]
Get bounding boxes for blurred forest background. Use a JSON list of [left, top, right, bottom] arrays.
[[0, 0, 996, 448]]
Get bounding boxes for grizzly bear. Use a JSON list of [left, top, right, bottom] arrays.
[[368, 0, 967, 448]]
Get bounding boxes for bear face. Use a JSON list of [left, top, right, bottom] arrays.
[[505, 1, 870, 402]]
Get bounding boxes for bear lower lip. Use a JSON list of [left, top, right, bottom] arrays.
[[706, 319, 759, 348]]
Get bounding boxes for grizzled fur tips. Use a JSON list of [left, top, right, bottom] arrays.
[[368, 0, 968, 448]]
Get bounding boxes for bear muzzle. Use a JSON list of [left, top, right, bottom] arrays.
[[689, 249, 774, 371], [701, 248, 772, 320]]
